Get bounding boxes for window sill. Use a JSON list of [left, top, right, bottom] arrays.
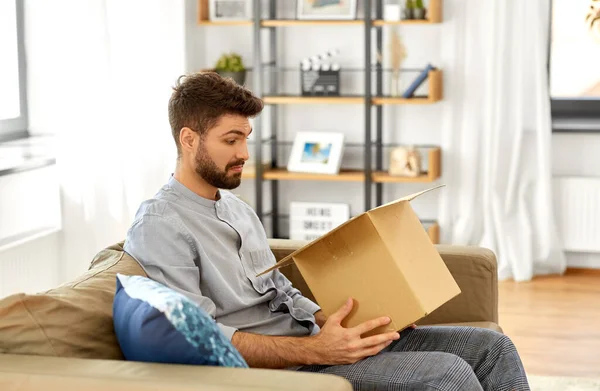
[[552, 117, 600, 133], [0, 136, 61, 253], [0, 135, 56, 176]]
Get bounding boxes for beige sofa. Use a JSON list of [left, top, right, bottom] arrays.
[[0, 239, 501, 390]]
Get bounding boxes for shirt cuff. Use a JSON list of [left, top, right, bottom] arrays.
[[295, 296, 321, 315], [218, 323, 239, 341]]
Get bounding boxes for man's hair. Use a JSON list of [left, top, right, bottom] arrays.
[[168, 72, 264, 157]]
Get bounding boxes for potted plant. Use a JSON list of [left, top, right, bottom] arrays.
[[214, 53, 247, 85], [413, 0, 427, 20], [403, 0, 414, 20]]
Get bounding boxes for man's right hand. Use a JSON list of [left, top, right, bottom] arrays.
[[307, 297, 400, 365]]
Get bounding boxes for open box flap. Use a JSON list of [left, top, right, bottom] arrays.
[[371, 184, 446, 211], [256, 186, 445, 277], [256, 214, 366, 277]]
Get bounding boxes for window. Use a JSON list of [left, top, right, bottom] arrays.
[[550, 0, 600, 132], [0, 0, 27, 139]]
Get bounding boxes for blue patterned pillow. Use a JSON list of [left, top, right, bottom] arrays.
[[113, 273, 247, 367]]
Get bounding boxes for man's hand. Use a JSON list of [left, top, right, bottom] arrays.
[[306, 298, 400, 365], [231, 298, 400, 368]]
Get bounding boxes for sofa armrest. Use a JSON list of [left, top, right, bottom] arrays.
[[418, 245, 499, 326], [268, 239, 499, 326]]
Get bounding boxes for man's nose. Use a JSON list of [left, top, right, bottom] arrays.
[[238, 143, 250, 161]]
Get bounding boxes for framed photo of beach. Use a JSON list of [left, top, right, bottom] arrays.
[[287, 132, 345, 175]]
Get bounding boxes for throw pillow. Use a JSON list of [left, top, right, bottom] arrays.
[[113, 273, 248, 368]]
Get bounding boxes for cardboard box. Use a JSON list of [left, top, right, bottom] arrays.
[[258, 185, 461, 336]]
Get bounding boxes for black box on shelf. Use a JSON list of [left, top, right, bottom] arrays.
[[300, 68, 340, 96]]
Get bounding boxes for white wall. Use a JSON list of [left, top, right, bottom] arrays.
[[0, 0, 188, 297]]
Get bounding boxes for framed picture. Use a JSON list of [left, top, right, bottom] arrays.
[[287, 132, 345, 175], [296, 0, 358, 20], [209, 0, 252, 21]]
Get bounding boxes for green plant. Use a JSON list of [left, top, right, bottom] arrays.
[[415, 0, 425, 9], [214, 53, 246, 72], [406, 0, 415, 9]]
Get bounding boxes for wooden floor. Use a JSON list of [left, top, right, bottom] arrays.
[[498, 269, 600, 378]]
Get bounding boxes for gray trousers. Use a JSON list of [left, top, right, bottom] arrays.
[[296, 326, 530, 391]]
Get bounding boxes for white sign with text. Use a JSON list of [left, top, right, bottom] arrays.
[[290, 202, 350, 241]]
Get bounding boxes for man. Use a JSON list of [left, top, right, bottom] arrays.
[[124, 72, 530, 391]]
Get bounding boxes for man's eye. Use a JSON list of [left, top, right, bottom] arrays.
[[226, 140, 236, 145]]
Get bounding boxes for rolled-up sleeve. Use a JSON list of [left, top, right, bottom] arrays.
[[124, 214, 238, 340], [273, 270, 321, 315]]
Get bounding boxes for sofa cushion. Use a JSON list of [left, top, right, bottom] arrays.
[[113, 274, 247, 367], [0, 242, 146, 359]]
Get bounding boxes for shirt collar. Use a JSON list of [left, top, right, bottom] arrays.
[[168, 174, 220, 208]]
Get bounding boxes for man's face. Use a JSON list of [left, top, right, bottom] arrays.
[[193, 114, 251, 190]]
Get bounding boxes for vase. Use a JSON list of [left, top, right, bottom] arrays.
[[413, 8, 427, 20], [402, 8, 414, 20], [391, 71, 401, 97], [216, 70, 246, 86]]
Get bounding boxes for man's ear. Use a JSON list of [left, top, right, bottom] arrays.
[[179, 127, 198, 154]]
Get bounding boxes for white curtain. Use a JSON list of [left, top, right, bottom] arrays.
[[26, 0, 185, 280], [439, 0, 566, 281]]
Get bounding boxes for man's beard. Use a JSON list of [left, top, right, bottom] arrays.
[[194, 146, 244, 190]]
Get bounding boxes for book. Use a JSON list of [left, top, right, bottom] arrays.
[[402, 64, 436, 98]]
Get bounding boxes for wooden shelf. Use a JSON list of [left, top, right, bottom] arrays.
[[426, 222, 440, 244], [263, 96, 364, 105], [373, 147, 441, 183], [198, 19, 441, 27], [265, 96, 438, 105], [262, 20, 363, 27], [198, 0, 442, 26], [257, 147, 440, 183], [242, 171, 256, 179], [241, 163, 271, 179], [373, 19, 438, 26], [372, 97, 438, 105], [263, 169, 365, 182], [372, 172, 434, 183], [198, 20, 252, 26], [373, 69, 443, 104], [265, 70, 442, 105]]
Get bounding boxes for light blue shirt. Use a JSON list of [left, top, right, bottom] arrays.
[[124, 175, 321, 340]]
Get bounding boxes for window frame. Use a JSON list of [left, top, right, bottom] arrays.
[[0, 0, 28, 141], [549, 0, 600, 133]]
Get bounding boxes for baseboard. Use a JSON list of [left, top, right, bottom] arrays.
[[565, 267, 600, 275], [565, 252, 600, 270]]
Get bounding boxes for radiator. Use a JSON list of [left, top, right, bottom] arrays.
[[553, 177, 600, 253]]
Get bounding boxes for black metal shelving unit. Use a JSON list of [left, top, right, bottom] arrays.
[[200, 0, 443, 241]]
